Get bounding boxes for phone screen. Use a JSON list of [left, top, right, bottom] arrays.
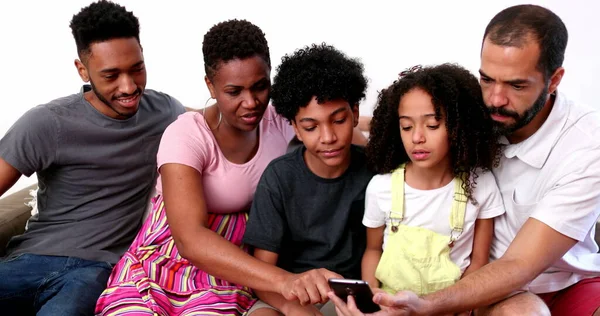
[[328, 278, 381, 313]]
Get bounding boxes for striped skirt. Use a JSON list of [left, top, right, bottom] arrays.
[[95, 196, 256, 316]]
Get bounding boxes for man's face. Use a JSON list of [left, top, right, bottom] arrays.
[[479, 37, 550, 136], [76, 37, 146, 119]]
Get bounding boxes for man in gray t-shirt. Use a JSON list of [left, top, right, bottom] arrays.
[[0, 2, 185, 315]]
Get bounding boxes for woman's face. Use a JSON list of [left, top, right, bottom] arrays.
[[205, 55, 271, 132]]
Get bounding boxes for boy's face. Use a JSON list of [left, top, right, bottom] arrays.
[[292, 97, 359, 179]]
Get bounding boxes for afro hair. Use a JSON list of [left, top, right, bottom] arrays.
[[202, 19, 270, 80], [271, 43, 368, 121], [69, 0, 140, 59], [366, 63, 500, 202]]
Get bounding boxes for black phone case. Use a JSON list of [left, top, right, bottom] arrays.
[[328, 280, 381, 313]]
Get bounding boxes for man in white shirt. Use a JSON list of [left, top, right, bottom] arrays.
[[330, 4, 600, 315]]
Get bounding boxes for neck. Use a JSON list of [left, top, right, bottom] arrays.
[[304, 148, 352, 179], [507, 94, 555, 144], [405, 160, 453, 190]]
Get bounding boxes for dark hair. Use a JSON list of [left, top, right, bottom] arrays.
[[69, 0, 140, 60], [483, 4, 568, 80], [271, 43, 368, 121], [366, 63, 500, 202], [202, 19, 271, 80]]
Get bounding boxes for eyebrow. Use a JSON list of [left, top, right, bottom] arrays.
[[224, 77, 269, 89], [479, 69, 529, 85], [399, 113, 436, 120], [299, 106, 348, 123], [100, 61, 145, 74]]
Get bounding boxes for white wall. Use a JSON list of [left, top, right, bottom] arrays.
[[1, 0, 598, 195]]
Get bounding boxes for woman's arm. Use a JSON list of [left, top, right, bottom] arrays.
[[462, 218, 494, 277], [361, 226, 385, 288], [161, 163, 337, 303]]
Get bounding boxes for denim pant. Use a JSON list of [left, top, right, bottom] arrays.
[[0, 253, 112, 316]]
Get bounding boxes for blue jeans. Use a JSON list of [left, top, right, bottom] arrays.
[[0, 253, 112, 316]]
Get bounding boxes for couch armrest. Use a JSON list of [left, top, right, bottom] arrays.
[[0, 184, 36, 256]]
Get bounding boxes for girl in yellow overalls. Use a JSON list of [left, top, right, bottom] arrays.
[[361, 64, 505, 303]]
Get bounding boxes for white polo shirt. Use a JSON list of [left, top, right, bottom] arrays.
[[491, 92, 600, 294]]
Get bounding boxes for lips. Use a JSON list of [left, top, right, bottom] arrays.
[[240, 112, 261, 125], [320, 148, 343, 158], [412, 150, 430, 160], [114, 93, 140, 109]]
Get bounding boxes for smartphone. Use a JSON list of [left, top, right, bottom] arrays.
[[328, 278, 381, 313]]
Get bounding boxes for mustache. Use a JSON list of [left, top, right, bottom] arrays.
[[113, 89, 142, 100], [487, 106, 520, 120]]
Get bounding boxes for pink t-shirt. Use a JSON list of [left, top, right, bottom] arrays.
[[156, 106, 296, 214]]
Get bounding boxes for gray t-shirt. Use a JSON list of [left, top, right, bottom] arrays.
[[243, 145, 374, 279], [0, 85, 185, 263]]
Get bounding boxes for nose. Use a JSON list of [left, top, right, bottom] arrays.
[[118, 75, 137, 95], [320, 124, 337, 144], [412, 126, 425, 144], [487, 84, 509, 108], [242, 90, 259, 109]]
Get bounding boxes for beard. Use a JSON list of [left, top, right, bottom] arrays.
[[90, 79, 140, 118], [488, 85, 549, 136]]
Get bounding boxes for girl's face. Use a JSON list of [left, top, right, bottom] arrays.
[[205, 55, 271, 133], [398, 88, 450, 170]]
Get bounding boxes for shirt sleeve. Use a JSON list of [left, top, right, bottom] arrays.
[[166, 94, 186, 118], [243, 166, 287, 253], [531, 146, 600, 241], [362, 175, 387, 228], [474, 171, 506, 219], [0, 106, 58, 176], [156, 114, 208, 175]]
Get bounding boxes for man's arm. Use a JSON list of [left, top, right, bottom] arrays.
[[329, 219, 576, 316], [417, 219, 576, 315], [0, 158, 22, 198]]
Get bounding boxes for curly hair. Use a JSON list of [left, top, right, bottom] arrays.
[[366, 63, 500, 202], [69, 0, 140, 60], [202, 19, 270, 80], [271, 43, 368, 121]]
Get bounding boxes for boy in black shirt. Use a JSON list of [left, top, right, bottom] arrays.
[[244, 43, 373, 316]]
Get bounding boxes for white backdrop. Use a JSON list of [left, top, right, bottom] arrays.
[[1, 0, 598, 195]]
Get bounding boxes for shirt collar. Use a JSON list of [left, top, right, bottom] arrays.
[[501, 92, 569, 169]]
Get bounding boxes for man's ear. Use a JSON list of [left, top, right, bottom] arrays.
[[75, 59, 89, 82], [291, 120, 303, 142], [204, 76, 216, 99], [548, 67, 564, 95]]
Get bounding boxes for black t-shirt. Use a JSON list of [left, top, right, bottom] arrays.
[[243, 145, 374, 279]]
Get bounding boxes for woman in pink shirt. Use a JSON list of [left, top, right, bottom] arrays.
[[95, 20, 353, 315]]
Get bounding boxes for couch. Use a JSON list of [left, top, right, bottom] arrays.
[[1, 184, 600, 256]]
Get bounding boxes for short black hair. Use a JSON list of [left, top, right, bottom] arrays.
[[483, 4, 568, 80], [366, 63, 500, 202], [271, 43, 368, 121], [69, 0, 140, 60], [202, 19, 270, 80]]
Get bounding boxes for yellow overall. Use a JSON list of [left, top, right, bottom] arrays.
[[374, 164, 467, 296]]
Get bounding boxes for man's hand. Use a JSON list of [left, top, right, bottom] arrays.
[[279, 268, 343, 305], [328, 290, 432, 316]]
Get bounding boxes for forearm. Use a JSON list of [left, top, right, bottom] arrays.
[[177, 227, 291, 293], [361, 249, 382, 288], [422, 257, 536, 315]]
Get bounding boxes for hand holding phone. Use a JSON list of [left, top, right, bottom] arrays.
[[328, 278, 381, 313]]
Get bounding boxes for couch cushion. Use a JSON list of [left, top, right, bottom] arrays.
[[0, 184, 36, 256]]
